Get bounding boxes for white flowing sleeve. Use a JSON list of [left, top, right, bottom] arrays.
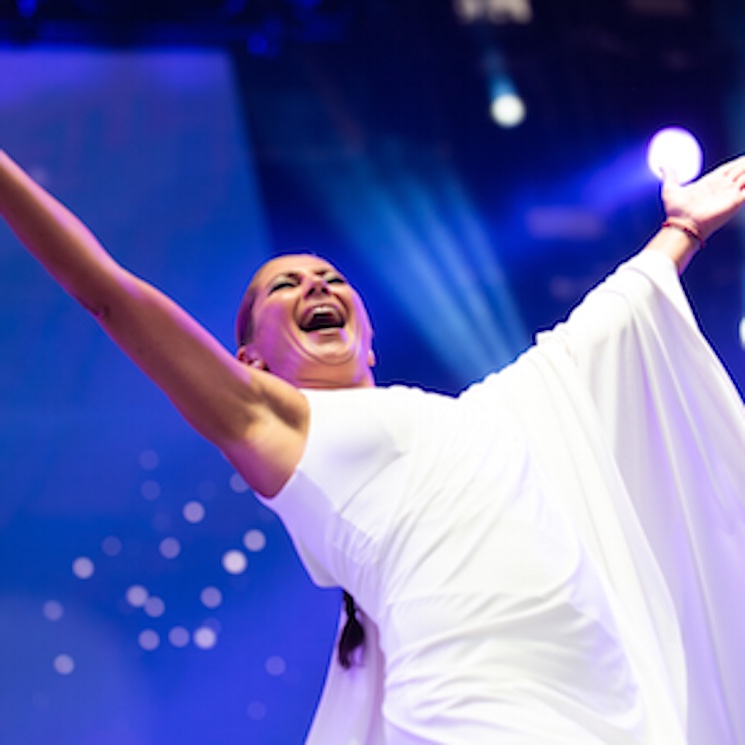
[[542, 250, 745, 745], [301, 251, 745, 745]]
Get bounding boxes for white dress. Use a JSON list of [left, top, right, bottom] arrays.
[[259, 252, 745, 745]]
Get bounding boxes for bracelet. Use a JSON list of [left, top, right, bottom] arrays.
[[662, 218, 706, 248]]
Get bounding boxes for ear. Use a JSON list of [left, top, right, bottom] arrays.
[[367, 348, 376, 368], [236, 345, 268, 370]]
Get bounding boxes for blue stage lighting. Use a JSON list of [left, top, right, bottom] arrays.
[[16, 0, 38, 18]]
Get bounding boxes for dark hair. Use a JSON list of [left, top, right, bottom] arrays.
[[235, 252, 321, 347], [235, 280, 260, 347], [338, 590, 365, 669]]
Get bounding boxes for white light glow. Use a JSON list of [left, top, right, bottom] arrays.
[[454, 0, 533, 24], [647, 127, 703, 184], [183, 500, 206, 524], [193, 626, 218, 650], [489, 92, 526, 128], [138, 629, 160, 651], [72, 557, 94, 580], [739, 317, 745, 349], [126, 584, 149, 607], [159, 537, 181, 560], [168, 626, 190, 648], [222, 549, 248, 575], [229, 473, 250, 493], [144, 596, 165, 618], [243, 529, 267, 552], [53, 654, 75, 675], [200, 586, 223, 609]]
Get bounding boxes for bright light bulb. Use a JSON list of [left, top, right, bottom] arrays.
[[647, 127, 703, 184], [490, 93, 526, 128]]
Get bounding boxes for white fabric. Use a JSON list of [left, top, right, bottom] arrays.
[[261, 251, 745, 744]]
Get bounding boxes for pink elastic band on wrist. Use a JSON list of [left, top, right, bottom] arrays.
[[662, 218, 706, 248]]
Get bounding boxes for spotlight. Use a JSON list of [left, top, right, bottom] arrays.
[[488, 76, 525, 128], [647, 127, 703, 184], [489, 90, 526, 128], [739, 317, 745, 350]]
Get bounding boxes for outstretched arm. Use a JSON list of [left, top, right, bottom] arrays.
[[0, 150, 307, 497], [644, 155, 745, 273]]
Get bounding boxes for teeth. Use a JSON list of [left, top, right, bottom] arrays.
[[300, 304, 344, 331]]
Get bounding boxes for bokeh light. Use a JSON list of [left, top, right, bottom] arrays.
[[243, 529, 266, 552], [222, 549, 247, 574], [193, 626, 218, 650], [229, 473, 250, 493], [265, 655, 286, 676], [159, 537, 181, 559], [647, 127, 703, 184], [138, 629, 160, 651], [168, 626, 190, 648], [53, 654, 75, 675], [183, 500, 206, 524], [489, 92, 526, 128], [72, 557, 95, 580], [200, 586, 223, 609], [126, 585, 149, 608], [42, 600, 64, 621], [144, 596, 166, 618]]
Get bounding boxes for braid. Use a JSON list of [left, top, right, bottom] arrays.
[[337, 590, 365, 669]]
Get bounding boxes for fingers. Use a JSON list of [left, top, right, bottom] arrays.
[[719, 155, 745, 182]]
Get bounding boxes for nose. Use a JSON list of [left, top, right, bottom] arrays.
[[304, 274, 330, 297]]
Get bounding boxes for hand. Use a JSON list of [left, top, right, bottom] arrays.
[[662, 155, 745, 240]]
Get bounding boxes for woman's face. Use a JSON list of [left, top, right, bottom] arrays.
[[239, 254, 375, 389]]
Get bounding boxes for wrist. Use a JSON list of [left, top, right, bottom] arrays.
[[661, 217, 706, 248]]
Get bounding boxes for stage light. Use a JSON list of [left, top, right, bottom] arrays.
[[739, 317, 745, 349], [16, 0, 38, 19], [647, 127, 703, 184], [484, 50, 525, 128], [490, 89, 526, 128], [454, 0, 533, 24]]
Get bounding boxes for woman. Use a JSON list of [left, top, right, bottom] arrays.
[[2, 149, 745, 743]]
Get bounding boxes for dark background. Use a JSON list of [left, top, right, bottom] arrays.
[[0, 1, 743, 743]]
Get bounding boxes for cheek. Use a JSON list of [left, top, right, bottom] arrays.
[[254, 309, 301, 361]]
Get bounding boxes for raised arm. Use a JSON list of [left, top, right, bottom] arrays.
[[644, 155, 745, 273], [0, 150, 307, 496]]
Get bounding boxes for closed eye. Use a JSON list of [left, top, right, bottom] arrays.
[[268, 279, 297, 294]]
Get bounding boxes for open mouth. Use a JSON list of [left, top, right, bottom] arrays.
[[299, 304, 345, 332]]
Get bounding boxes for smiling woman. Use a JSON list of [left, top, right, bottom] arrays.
[[235, 254, 376, 389], [2, 147, 745, 745]]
